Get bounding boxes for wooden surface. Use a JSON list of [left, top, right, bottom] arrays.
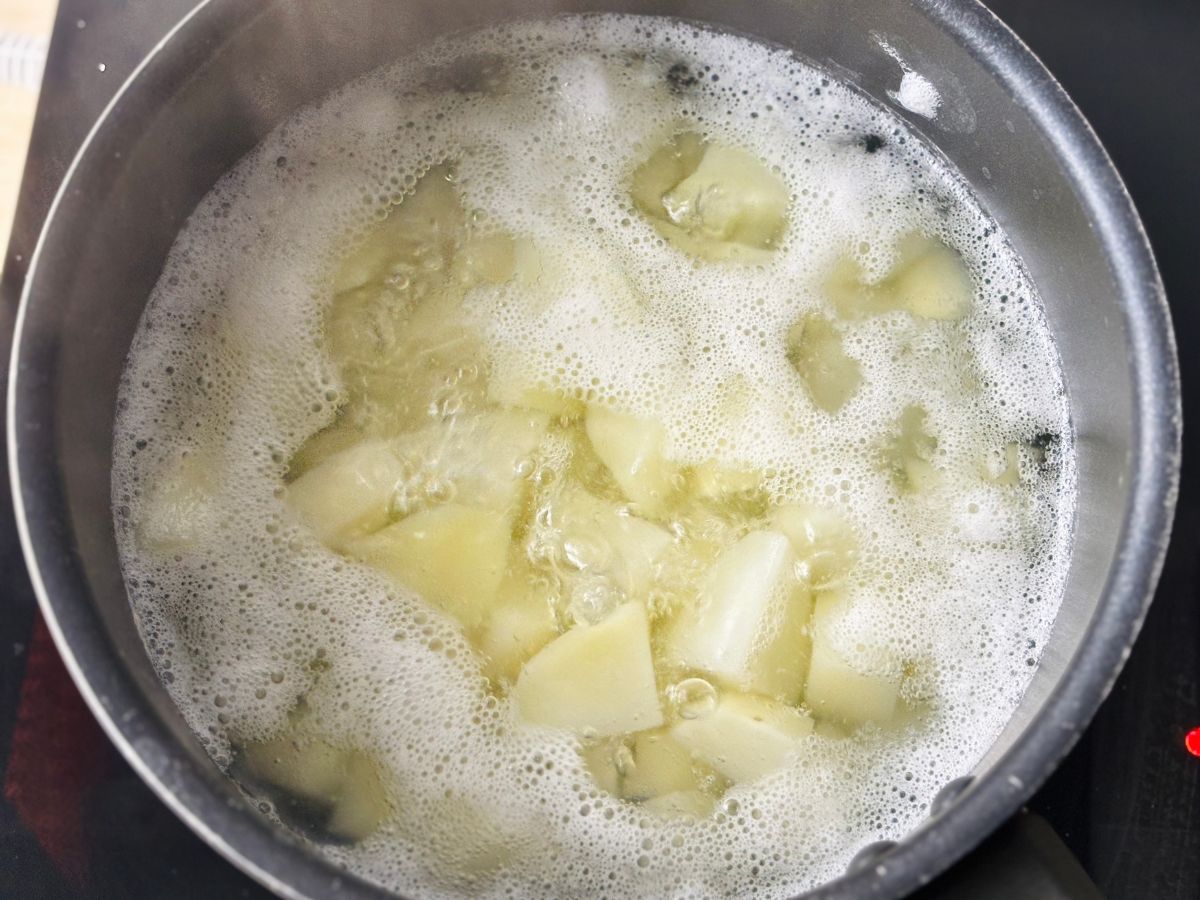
[[0, 1, 55, 257]]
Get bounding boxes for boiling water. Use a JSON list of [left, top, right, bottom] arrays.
[[112, 14, 1075, 898]]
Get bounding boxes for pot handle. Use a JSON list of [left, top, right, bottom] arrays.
[[913, 811, 1104, 900]]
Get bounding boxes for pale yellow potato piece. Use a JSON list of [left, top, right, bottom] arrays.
[[643, 789, 716, 820], [474, 567, 559, 684], [550, 485, 673, 598], [661, 143, 789, 248], [784, 314, 862, 413], [514, 602, 663, 736], [666, 531, 813, 703], [579, 739, 625, 795], [880, 405, 940, 493], [805, 594, 899, 725], [980, 441, 1021, 487], [686, 459, 762, 501], [287, 440, 407, 550], [346, 503, 510, 630], [771, 503, 858, 591], [236, 735, 388, 843], [325, 166, 532, 436], [287, 415, 365, 482], [332, 163, 465, 296], [621, 730, 701, 801], [670, 692, 813, 784], [631, 132, 788, 262], [137, 449, 220, 555], [887, 233, 974, 321], [456, 232, 541, 288], [584, 405, 676, 515], [489, 381, 586, 421], [824, 233, 973, 322], [327, 288, 489, 436], [391, 410, 548, 515], [630, 131, 707, 219]]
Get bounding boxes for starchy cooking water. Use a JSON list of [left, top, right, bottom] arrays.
[[112, 14, 1075, 898]]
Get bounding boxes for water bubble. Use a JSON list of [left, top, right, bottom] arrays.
[[670, 677, 718, 720]]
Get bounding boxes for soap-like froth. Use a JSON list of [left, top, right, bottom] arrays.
[[112, 15, 1074, 898]]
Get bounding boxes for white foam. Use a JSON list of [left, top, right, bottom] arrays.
[[111, 15, 1075, 899]]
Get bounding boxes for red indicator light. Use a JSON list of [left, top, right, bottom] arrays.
[[1187, 727, 1200, 758]]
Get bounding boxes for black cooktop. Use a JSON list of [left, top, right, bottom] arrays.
[[1, 2, 1197, 898]]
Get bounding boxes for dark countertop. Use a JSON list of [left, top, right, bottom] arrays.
[[1, 1, 1196, 897]]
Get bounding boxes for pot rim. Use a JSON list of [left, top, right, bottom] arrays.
[[7, 1, 1181, 898]]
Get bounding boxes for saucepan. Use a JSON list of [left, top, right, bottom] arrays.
[[7, 0, 1180, 896]]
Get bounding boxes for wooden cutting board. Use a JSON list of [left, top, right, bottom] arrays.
[[1, 0, 56, 259]]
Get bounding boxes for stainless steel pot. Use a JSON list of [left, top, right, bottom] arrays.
[[6, 1, 1181, 897]]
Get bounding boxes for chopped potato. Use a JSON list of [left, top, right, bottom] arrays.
[[671, 692, 813, 784], [887, 233, 974, 320], [804, 594, 899, 725], [346, 503, 510, 629], [234, 730, 388, 843], [137, 449, 220, 555], [784, 314, 862, 413], [332, 164, 464, 296], [621, 730, 703, 801], [584, 405, 676, 515], [287, 441, 408, 550], [580, 739, 626, 795], [981, 442, 1021, 487], [824, 233, 973, 322], [327, 287, 490, 436], [491, 382, 586, 420], [686, 460, 762, 501], [549, 485, 673, 598], [474, 565, 559, 684], [631, 132, 788, 262], [771, 503, 858, 591], [325, 166, 538, 438], [287, 415, 365, 482], [880, 405, 940, 493], [514, 602, 663, 736], [389, 410, 549, 516], [666, 531, 813, 703]]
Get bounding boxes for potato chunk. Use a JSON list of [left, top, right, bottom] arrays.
[[137, 449, 220, 555], [771, 503, 858, 591], [784, 314, 862, 413], [824, 233, 973, 322], [666, 531, 813, 703], [474, 566, 559, 684], [514, 602, 663, 736], [880, 405, 940, 493], [287, 441, 407, 550], [621, 730, 703, 801], [584, 405, 676, 515], [670, 692, 813, 784], [804, 594, 899, 725], [346, 503, 510, 629], [234, 732, 388, 843], [549, 486, 673, 598], [887, 233, 974, 321], [332, 163, 464, 297], [390, 410, 548, 516], [632, 132, 789, 262], [325, 165, 539, 437]]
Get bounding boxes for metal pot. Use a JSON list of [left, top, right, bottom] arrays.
[[6, 0, 1181, 897]]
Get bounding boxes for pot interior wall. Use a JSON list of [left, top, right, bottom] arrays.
[[12, 0, 1139, 893]]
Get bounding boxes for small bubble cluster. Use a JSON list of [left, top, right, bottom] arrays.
[[111, 15, 1075, 900]]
